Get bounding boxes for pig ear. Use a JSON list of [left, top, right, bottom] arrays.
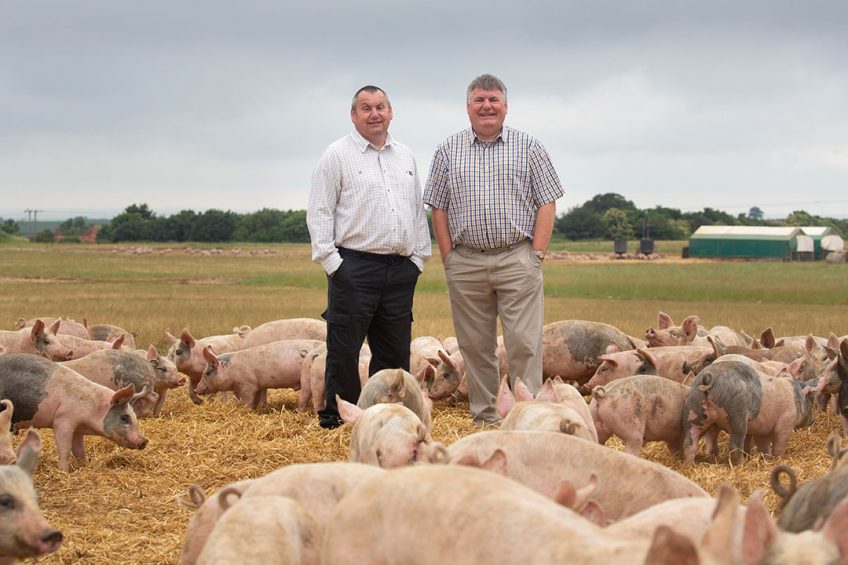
[[840, 339, 848, 361], [513, 378, 534, 402], [805, 335, 817, 354], [657, 311, 673, 329], [336, 395, 361, 425], [83, 317, 89, 329], [50, 319, 61, 334], [701, 484, 742, 561], [827, 333, 840, 350], [820, 497, 848, 556], [644, 525, 698, 565], [15, 429, 42, 476], [579, 500, 607, 526], [146, 344, 158, 362], [164, 329, 178, 344], [180, 328, 195, 349], [552, 375, 564, 385], [597, 356, 618, 369], [760, 327, 776, 349], [390, 370, 406, 401], [741, 490, 776, 565], [416, 364, 435, 389], [31, 319, 45, 341], [112, 334, 125, 349], [0, 399, 13, 426], [681, 372, 696, 387], [681, 316, 699, 341], [552, 480, 577, 508], [495, 374, 515, 419], [636, 348, 658, 369], [437, 349, 455, 369], [707, 335, 723, 356], [15, 317, 27, 330], [111, 384, 135, 406], [202, 346, 219, 366], [824, 346, 838, 361], [535, 379, 556, 402], [476, 449, 508, 475], [0, 344, 6, 356]]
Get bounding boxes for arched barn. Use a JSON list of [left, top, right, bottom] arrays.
[[688, 226, 801, 259], [799, 226, 833, 259]]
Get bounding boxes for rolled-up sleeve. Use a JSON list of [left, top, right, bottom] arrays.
[[423, 145, 450, 210], [528, 140, 564, 207]]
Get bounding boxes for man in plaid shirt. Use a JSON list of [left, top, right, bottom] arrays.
[[424, 74, 563, 424]]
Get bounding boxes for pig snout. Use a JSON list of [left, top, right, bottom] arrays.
[[645, 328, 657, 339], [37, 529, 64, 555], [63, 350, 74, 361]]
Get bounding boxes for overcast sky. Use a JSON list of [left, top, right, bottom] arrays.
[[2, 1, 847, 222]]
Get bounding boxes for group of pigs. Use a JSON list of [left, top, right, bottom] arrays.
[[3, 312, 848, 563]]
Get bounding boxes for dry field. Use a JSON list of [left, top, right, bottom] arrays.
[[1, 242, 847, 564]]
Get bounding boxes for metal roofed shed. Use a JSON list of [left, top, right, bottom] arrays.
[[688, 226, 801, 259], [799, 226, 833, 259]]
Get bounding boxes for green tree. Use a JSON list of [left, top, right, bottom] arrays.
[[582, 193, 638, 215], [556, 207, 604, 240], [0, 218, 20, 234], [191, 209, 238, 242], [279, 210, 310, 243], [59, 216, 89, 235], [784, 210, 816, 227], [33, 229, 55, 243], [748, 207, 764, 220], [601, 208, 634, 240]]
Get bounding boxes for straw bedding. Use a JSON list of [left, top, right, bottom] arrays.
[[18, 386, 842, 564]]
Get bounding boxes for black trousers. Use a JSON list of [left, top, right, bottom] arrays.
[[319, 248, 420, 423]]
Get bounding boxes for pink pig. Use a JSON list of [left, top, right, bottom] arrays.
[[0, 319, 74, 361]]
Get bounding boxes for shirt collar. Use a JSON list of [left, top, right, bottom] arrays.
[[470, 125, 508, 145], [351, 130, 394, 153]]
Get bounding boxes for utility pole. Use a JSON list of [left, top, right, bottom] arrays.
[[23, 209, 43, 235]]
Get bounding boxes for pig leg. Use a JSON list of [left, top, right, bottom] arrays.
[[71, 431, 87, 463], [665, 437, 683, 458], [53, 425, 78, 472], [703, 426, 720, 458], [188, 377, 204, 405], [297, 387, 311, 412], [255, 389, 268, 411], [621, 434, 645, 458], [153, 390, 167, 416], [728, 418, 748, 465], [752, 435, 771, 457]]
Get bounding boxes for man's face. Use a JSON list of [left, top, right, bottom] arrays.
[[467, 87, 507, 140], [351, 90, 393, 146]]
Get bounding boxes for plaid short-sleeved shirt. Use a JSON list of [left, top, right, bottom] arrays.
[[423, 126, 564, 250]]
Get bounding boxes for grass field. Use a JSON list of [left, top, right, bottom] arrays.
[[1, 241, 848, 564]]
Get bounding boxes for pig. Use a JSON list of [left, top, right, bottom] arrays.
[[496, 375, 596, 442], [59, 333, 125, 360], [0, 353, 148, 472], [196, 339, 323, 410], [448, 430, 707, 521], [585, 345, 712, 391], [178, 480, 256, 565], [133, 345, 186, 415], [196, 495, 320, 565], [62, 349, 160, 418], [165, 328, 246, 404], [770, 436, 848, 532], [644, 311, 749, 348], [533, 376, 598, 441], [0, 429, 63, 561], [682, 335, 805, 375], [357, 368, 433, 432], [541, 320, 645, 384], [590, 375, 690, 458], [180, 463, 383, 565], [427, 337, 507, 401], [682, 358, 814, 465], [0, 400, 15, 465], [87, 323, 137, 350], [322, 463, 724, 565], [299, 344, 371, 413], [337, 396, 448, 468], [239, 318, 326, 349], [297, 343, 327, 412], [409, 336, 443, 377], [804, 338, 848, 433], [16, 316, 90, 340], [0, 320, 74, 361]]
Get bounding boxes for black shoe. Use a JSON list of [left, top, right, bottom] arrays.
[[319, 416, 342, 429]]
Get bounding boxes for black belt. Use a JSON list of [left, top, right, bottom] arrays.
[[338, 247, 408, 264]]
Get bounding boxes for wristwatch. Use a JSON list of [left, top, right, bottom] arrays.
[[532, 249, 546, 261]]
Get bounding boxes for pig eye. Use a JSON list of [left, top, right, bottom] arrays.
[[0, 495, 14, 510], [120, 414, 130, 424]]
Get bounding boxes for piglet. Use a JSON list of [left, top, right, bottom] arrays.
[[196, 339, 323, 410], [0, 353, 148, 472], [87, 323, 137, 349], [357, 368, 433, 432], [165, 328, 246, 404], [240, 318, 326, 348], [0, 429, 63, 561], [0, 320, 73, 361], [338, 396, 447, 469], [590, 375, 690, 458]]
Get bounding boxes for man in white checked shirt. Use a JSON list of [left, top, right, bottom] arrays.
[[424, 74, 563, 425], [307, 85, 431, 429]]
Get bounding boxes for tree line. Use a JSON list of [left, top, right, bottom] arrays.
[[3, 195, 846, 244]]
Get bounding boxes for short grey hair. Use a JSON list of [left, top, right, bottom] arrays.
[[466, 74, 507, 103], [351, 85, 391, 111]]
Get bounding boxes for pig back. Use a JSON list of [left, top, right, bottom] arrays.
[[542, 320, 638, 383], [448, 430, 706, 521], [777, 465, 848, 533], [0, 353, 55, 424], [357, 369, 431, 431]]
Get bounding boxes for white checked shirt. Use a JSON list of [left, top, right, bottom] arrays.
[[424, 126, 563, 250], [307, 131, 432, 274]]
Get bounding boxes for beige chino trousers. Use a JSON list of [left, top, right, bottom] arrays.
[[444, 240, 544, 423]]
